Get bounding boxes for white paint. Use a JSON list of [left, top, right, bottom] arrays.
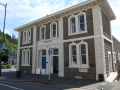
[[32, 26, 37, 74], [16, 31, 21, 70], [0, 83, 24, 90], [92, 5, 106, 81]]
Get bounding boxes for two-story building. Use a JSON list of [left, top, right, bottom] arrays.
[[15, 0, 120, 81]]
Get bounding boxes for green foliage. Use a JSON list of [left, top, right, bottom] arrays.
[[2, 64, 10, 69], [0, 31, 18, 52]]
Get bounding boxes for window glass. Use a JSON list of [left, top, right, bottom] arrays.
[[71, 17, 76, 33], [79, 14, 85, 31], [53, 24, 56, 37], [41, 27, 45, 40], [72, 45, 77, 65], [53, 49, 58, 55], [80, 44, 87, 65], [42, 50, 46, 55]]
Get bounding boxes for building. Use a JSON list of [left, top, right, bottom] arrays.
[[14, 0, 120, 81]]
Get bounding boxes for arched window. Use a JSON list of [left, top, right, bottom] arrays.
[[22, 49, 30, 66], [77, 12, 87, 32], [78, 42, 89, 67], [68, 15, 77, 35], [69, 43, 78, 67], [27, 29, 31, 43], [40, 26, 46, 40], [50, 22, 57, 38]]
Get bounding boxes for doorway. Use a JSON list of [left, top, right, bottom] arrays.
[[108, 51, 113, 73]]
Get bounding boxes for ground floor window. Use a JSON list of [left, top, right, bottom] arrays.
[[21, 49, 30, 66], [69, 42, 89, 68]]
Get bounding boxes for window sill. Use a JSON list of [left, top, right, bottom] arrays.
[[69, 66, 79, 68], [22, 42, 31, 45], [69, 65, 89, 69], [68, 31, 88, 36], [21, 65, 30, 66]]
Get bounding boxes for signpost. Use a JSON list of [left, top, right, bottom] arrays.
[[48, 48, 51, 81]]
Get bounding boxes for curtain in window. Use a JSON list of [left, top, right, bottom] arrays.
[[71, 17, 76, 33], [72, 45, 77, 65]]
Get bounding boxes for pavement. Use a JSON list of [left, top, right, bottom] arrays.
[[0, 69, 120, 90]]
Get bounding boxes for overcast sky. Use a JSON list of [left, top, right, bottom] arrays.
[[0, 0, 120, 40]]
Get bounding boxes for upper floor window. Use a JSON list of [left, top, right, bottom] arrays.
[[22, 49, 30, 66], [40, 26, 46, 40], [118, 53, 120, 60], [23, 29, 31, 44], [78, 13, 86, 32], [68, 12, 87, 35], [68, 15, 76, 35], [50, 22, 57, 38]]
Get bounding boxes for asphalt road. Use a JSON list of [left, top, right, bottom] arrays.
[[0, 81, 76, 90]]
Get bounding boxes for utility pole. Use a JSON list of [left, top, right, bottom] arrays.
[[0, 3, 7, 77]]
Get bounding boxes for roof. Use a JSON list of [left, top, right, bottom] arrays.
[[14, 0, 116, 31]]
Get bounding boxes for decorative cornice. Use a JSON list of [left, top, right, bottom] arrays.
[[14, 0, 115, 31]]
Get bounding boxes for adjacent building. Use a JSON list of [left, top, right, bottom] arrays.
[[14, 0, 120, 81]]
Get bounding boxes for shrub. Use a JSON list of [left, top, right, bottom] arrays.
[[2, 64, 10, 69]]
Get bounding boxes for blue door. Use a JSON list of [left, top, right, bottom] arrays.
[[42, 57, 46, 69]]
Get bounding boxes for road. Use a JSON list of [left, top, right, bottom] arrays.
[[0, 81, 78, 90]]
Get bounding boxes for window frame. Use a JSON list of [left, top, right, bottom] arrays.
[[50, 22, 57, 39], [68, 15, 77, 35], [40, 25, 46, 41], [22, 28, 31, 44], [69, 43, 79, 67], [21, 49, 30, 66], [78, 42, 89, 68], [77, 12, 87, 33], [69, 42, 89, 68]]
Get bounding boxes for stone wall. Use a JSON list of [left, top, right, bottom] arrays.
[[19, 47, 33, 74], [63, 8, 94, 40], [64, 38, 96, 80], [102, 11, 111, 40]]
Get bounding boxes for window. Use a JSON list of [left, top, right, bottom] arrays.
[[113, 52, 116, 62], [27, 30, 31, 43], [50, 22, 57, 38], [79, 42, 88, 67], [22, 49, 30, 66], [23, 29, 31, 44], [78, 14, 86, 32], [69, 43, 78, 67], [40, 26, 46, 40], [68, 12, 87, 35], [68, 15, 76, 35], [71, 45, 77, 66], [118, 53, 120, 60], [69, 42, 89, 68]]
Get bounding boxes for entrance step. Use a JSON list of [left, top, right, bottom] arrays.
[[106, 72, 118, 83]]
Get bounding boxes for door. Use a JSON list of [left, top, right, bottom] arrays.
[[108, 52, 113, 72], [42, 57, 46, 69], [53, 56, 58, 73]]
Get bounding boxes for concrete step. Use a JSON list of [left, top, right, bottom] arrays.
[[106, 72, 118, 83]]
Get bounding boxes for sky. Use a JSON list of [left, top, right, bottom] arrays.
[[0, 0, 120, 40]]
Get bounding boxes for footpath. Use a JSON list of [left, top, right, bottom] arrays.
[[0, 69, 120, 90]]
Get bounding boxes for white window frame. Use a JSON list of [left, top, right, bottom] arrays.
[[68, 12, 87, 36], [113, 52, 116, 63], [23, 31, 27, 44], [69, 43, 79, 67], [50, 22, 57, 39], [21, 49, 30, 66], [40, 25, 46, 41], [77, 12, 87, 33], [78, 42, 89, 68], [22, 29, 31, 44], [68, 15, 77, 35], [27, 29, 31, 43], [118, 53, 120, 60]]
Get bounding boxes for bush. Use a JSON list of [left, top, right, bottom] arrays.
[[2, 64, 10, 69]]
